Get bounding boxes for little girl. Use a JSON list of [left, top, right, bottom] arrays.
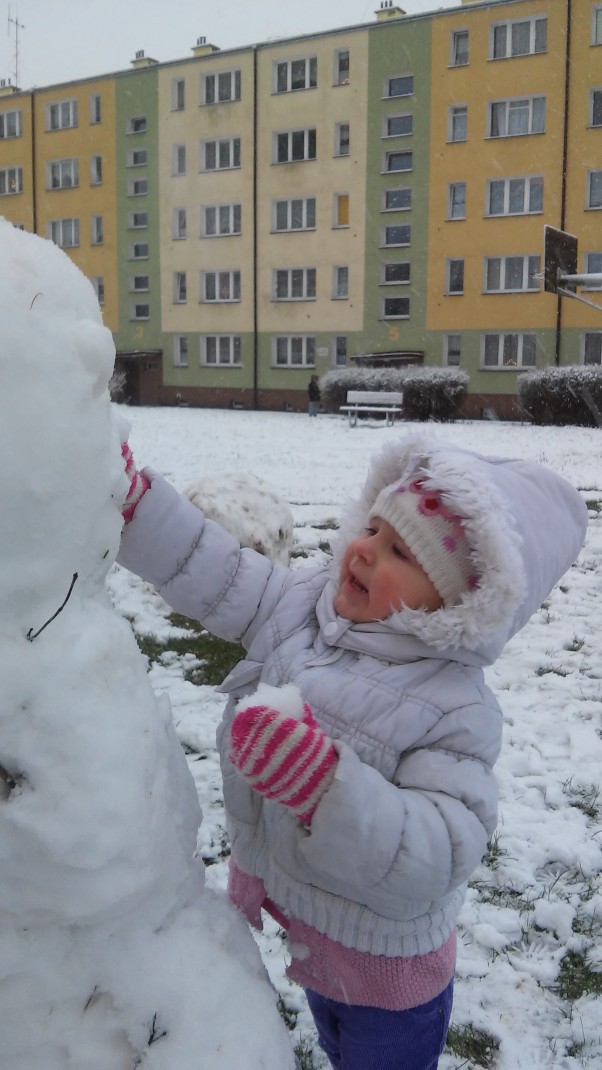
[[118, 432, 587, 1070]]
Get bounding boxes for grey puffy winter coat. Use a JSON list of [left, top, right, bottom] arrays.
[[117, 434, 587, 957]]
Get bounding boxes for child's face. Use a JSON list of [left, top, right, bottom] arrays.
[[333, 518, 443, 623]]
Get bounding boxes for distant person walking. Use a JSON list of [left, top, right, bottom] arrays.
[[308, 375, 320, 417]]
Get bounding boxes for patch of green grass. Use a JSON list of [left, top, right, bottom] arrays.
[[131, 612, 243, 686], [563, 778, 601, 819], [585, 498, 602, 512], [446, 1024, 500, 1068], [482, 832, 509, 870], [294, 1037, 320, 1070], [556, 950, 602, 1001]]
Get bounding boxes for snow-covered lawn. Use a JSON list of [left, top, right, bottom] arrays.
[[110, 407, 602, 1070]]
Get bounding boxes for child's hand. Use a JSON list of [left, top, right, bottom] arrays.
[[121, 442, 150, 522], [229, 685, 337, 824]]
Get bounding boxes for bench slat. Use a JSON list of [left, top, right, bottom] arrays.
[[345, 390, 403, 405]]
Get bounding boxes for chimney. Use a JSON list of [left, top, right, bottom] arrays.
[[191, 36, 220, 57], [131, 50, 159, 68], [375, 1, 406, 20]]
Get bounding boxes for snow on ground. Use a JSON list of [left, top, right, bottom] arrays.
[[109, 406, 602, 1069]]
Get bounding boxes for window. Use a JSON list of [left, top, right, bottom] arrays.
[[274, 128, 316, 163], [202, 137, 241, 171], [173, 207, 187, 239], [487, 175, 543, 216], [383, 296, 410, 318], [128, 210, 148, 228], [383, 224, 411, 246], [47, 158, 78, 189], [202, 270, 241, 302], [334, 193, 349, 227], [0, 108, 21, 138], [129, 242, 149, 260], [446, 259, 465, 294], [173, 272, 187, 303], [385, 150, 412, 173], [273, 268, 316, 301], [273, 197, 316, 231], [593, 6, 602, 45], [484, 255, 540, 292], [172, 78, 185, 111], [384, 114, 412, 138], [448, 104, 467, 142], [491, 17, 547, 59], [381, 262, 410, 284], [333, 266, 349, 299], [47, 99, 78, 130], [130, 303, 150, 321], [202, 335, 242, 366], [174, 336, 189, 367], [173, 144, 186, 176], [274, 57, 317, 93], [334, 335, 347, 366], [489, 96, 545, 137], [90, 155, 102, 185], [584, 332, 602, 363], [482, 333, 536, 368], [202, 203, 241, 236], [335, 49, 350, 86], [583, 253, 602, 290], [127, 149, 147, 167], [450, 30, 469, 66], [385, 74, 414, 98], [203, 69, 241, 105], [587, 171, 602, 209], [448, 182, 466, 219], [91, 276, 104, 306], [89, 94, 101, 124], [382, 187, 411, 211], [128, 178, 148, 196], [335, 122, 350, 156], [129, 275, 149, 292], [127, 115, 147, 134], [444, 334, 461, 366], [0, 166, 22, 195], [273, 335, 316, 367], [47, 218, 80, 248], [90, 215, 103, 245], [591, 88, 602, 127]]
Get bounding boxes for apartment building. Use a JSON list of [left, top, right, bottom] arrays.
[[0, 0, 600, 416]]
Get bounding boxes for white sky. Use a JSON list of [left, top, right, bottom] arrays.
[[1, 0, 460, 90]]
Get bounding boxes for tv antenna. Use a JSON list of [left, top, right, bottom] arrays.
[[7, 5, 25, 88]]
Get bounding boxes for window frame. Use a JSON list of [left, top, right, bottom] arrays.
[[202, 203, 242, 237], [384, 74, 414, 99], [490, 16, 547, 60], [129, 275, 150, 292], [172, 207, 187, 240], [381, 261, 411, 285], [583, 331, 602, 364], [593, 6, 602, 45], [271, 335, 316, 368], [272, 197, 316, 232], [127, 210, 148, 229], [128, 178, 148, 197], [173, 271, 187, 304], [382, 187, 412, 212], [382, 295, 410, 319], [590, 87, 602, 127], [448, 103, 467, 143], [0, 165, 23, 195], [0, 108, 22, 139], [47, 99, 78, 131], [273, 56, 317, 94], [483, 254, 541, 293], [587, 170, 602, 210], [486, 174, 544, 217], [201, 137, 241, 172], [272, 267, 317, 302], [446, 258, 465, 295], [488, 95, 546, 138], [203, 69, 241, 105], [127, 115, 147, 135], [129, 302, 150, 322], [382, 224, 411, 247], [332, 265, 349, 300], [334, 121, 350, 157], [127, 149, 147, 167], [172, 143, 186, 176], [201, 269, 241, 303], [384, 149, 413, 174], [172, 78, 186, 111], [333, 334, 348, 366], [47, 217, 80, 248], [47, 157, 79, 190], [129, 241, 149, 260], [583, 252, 602, 290], [273, 128, 317, 164], [481, 332, 537, 369], [383, 113, 413, 138], [201, 335, 242, 367], [89, 94, 102, 124], [450, 29, 469, 67], [334, 49, 350, 86], [91, 276, 105, 306], [444, 334, 461, 366], [90, 154, 103, 185], [90, 214, 104, 246], [447, 181, 466, 220], [173, 335, 189, 367]]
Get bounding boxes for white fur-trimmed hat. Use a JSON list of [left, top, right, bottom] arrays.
[[370, 478, 479, 605]]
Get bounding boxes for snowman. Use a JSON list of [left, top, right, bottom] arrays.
[[0, 219, 295, 1069]]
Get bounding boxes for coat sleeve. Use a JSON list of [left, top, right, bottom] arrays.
[[117, 470, 287, 646], [296, 697, 501, 912]]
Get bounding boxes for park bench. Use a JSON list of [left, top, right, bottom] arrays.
[[340, 390, 404, 427]]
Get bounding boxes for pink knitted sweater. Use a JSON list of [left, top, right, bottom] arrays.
[[228, 862, 456, 1010]]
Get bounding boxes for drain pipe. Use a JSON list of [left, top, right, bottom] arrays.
[[555, 0, 572, 366]]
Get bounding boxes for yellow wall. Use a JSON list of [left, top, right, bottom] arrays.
[[427, 1, 566, 333]]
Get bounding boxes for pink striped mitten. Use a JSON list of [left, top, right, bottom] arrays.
[[121, 442, 151, 522], [229, 685, 338, 824]]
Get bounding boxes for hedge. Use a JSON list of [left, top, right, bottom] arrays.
[[518, 365, 602, 426], [320, 366, 469, 422]]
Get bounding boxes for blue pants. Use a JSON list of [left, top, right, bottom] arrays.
[[305, 979, 453, 1070]]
